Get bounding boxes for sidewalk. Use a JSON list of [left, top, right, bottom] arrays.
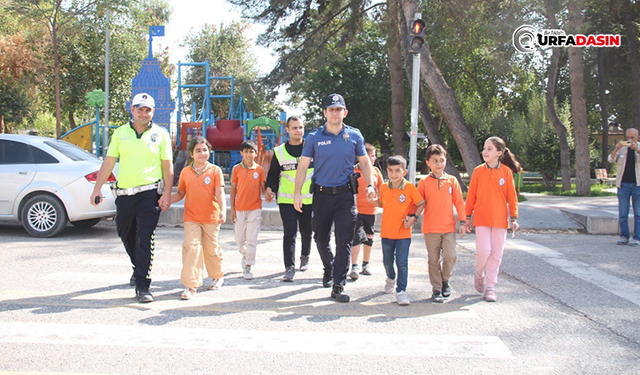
[[157, 191, 623, 235]]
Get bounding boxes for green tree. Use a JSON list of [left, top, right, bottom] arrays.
[[182, 22, 278, 120]]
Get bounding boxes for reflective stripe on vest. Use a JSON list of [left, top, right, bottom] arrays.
[[274, 144, 313, 204]]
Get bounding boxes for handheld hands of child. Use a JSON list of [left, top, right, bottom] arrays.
[[402, 216, 415, 229], [366, 186, 377, 201], [265, 188, 274, 203], [458, 224, 466, 238]]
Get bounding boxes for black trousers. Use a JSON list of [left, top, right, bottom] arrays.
[[312, 190, 357, 286], [279, 203, 312, 269], [115, 190, 160, 289]]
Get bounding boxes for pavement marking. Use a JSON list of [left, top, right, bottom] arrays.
[[0, 290, 476, 318], [0, 322, 511, 358], [460, 238, 640, 307]]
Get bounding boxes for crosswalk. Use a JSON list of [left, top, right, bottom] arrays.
[[5, 227, 638, 373]]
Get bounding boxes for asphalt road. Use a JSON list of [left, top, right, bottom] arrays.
[[0, 222, 639, 375]]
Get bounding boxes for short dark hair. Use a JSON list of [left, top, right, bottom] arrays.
[[241, 140, 258, 152], [387, 155, 407, 169], [187, 136, 212, 154], [425, 144, 447, 160], [286, 116, 301, 127], [365, 143, 376, 154]]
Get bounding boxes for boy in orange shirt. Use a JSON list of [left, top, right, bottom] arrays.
[[349, 143, 384, 280], [231, 140, 266, 280], [370, 155, 424, 305], [417, 145, 466, 303], [171, 137, 226, 300]]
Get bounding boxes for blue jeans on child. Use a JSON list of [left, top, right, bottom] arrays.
[[381, 238, 411, 293], [617, 182, 640, 240]]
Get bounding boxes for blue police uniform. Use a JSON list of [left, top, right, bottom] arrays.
[[302, 123, 366, 286]]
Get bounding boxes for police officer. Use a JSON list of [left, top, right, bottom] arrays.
[[90, 93, 174, 303], [265, 116, 314, 282], [294, 94, 376, 302]]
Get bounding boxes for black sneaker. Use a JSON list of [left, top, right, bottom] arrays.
[[322, 273, 333, 288], [129, 273, 136, 287], [442, 282, 451, 297], [331, 285, 350, 303], [283, 266, 295, 282], [431, 291, 444, 303], [136, 288, 154, 303]]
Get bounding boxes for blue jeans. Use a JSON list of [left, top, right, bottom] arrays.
[[381, 238, 411, 292], [617, 182, 640, 240]]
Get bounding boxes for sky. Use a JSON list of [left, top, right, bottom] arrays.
[[159, 0, 277, 75], [150, 0, 304, 118]]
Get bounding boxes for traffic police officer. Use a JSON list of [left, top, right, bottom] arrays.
[[294, 94, 376, 302], [265, 116, 314, 282], [91, 93, 174, 303]]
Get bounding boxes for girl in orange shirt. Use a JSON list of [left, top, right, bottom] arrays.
[[465, 137, 521, 302], [171, 137, 226, 300]]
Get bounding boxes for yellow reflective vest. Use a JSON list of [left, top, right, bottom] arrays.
[[274, 143, 314, 204]]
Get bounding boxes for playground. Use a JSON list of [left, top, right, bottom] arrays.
[[61, 26, 290, 180]]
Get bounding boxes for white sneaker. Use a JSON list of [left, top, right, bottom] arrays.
[[629, 239, 640, 246], [384, 278, 395, 294], [208, 278, 224, 290], [243, 265, 253, 280], [396, 291, 410, 305]]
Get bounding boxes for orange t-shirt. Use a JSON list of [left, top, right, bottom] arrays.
[[379, 180, 424, 239], [418, 173, 466, 233], [354, 165, 383, 215], [465, 163, 518, 229], [231, 162, 265, 211], [178, 163, 224, 224]]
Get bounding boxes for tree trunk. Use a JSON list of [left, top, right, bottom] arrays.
[[624, 0, 640, 129], [68, 110, 76, 130], [544, 5, 572, 191], [400, 0, 482, 176], [387, 0, 407, 157], [52, 25, 62, 138], [597, 49, 609, 170], [0, 114, 4, 134], [567, 0, 591, 196]]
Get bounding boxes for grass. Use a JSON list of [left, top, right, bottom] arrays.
[[517, 183, 616, 197]]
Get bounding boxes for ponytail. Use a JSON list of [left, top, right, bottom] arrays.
[[486, 136, 522, 174], [501, 148, 522, 174]]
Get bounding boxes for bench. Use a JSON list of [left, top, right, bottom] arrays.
[[595, 168, 616, 187]]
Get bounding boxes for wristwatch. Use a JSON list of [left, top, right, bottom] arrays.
[[410, 213, 420, 219]]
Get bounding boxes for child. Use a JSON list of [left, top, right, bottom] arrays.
[[465, 136, 521, 302], [170, 137, 226, 300], [231, 140, 266, 280], [349, 143, 384, 280], [418, 144, 466, 303], [370, 155, 425, 305]]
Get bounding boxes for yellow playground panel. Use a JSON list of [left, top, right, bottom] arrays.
[[62, 125, 92, 151]]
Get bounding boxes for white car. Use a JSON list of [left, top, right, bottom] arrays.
[[0, 134, 117, 237]]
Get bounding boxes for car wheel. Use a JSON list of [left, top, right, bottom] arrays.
[[21, 194, 68, 237], [70, 218, 101, 228]]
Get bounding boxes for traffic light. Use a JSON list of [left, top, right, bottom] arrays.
[[408, 19, 426, 54]]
